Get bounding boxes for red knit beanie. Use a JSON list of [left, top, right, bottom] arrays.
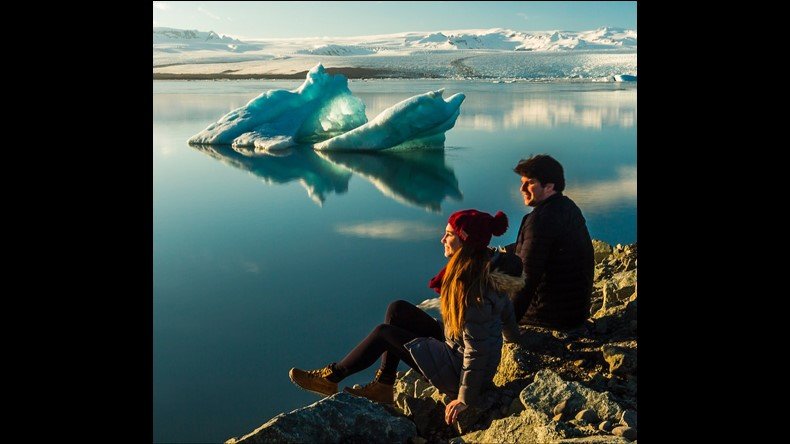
[[448, 209, 509, 249], [428, 209, 509, 293]]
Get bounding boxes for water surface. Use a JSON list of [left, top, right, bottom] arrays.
[[153, 79, 636, 443]]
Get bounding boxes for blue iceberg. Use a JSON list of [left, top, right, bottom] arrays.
[[188, 64, 368, 153], [314, 89, 465, 151], [189, 63, 465, 154]]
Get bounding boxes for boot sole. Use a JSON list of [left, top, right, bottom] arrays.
[[343, 387, 395, 404], [289, 369, 337, 398]]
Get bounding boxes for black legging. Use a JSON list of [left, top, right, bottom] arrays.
[[330, 300, 444, 384]]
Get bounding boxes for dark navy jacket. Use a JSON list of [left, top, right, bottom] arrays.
[[506, 193, 594, 330]]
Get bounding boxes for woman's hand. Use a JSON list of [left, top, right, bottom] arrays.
[[445, 399, 468, 425]]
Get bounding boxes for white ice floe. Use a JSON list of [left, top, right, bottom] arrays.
[[416, 297, 441, 312], [613, 74, 637, 82]]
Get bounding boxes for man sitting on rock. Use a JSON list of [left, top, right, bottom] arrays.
[[505, 154, 595, 331]]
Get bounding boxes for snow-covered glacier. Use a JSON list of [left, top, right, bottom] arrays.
[[188, 64, 368, 153], [189, 63, 465, 154]]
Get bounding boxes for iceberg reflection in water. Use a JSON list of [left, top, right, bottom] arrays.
[[191, 144, 351, 205], [317, 149, 462, 212], [191, 144, 462, 211]]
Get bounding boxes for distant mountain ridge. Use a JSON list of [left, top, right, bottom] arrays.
[[402, 27, 636, 51], [153, 26, 636, 54], [153, 27, 242, 44]]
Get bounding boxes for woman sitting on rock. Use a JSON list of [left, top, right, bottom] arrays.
[[289, 209, 524, 425]]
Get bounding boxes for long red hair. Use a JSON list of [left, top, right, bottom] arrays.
[[440, 246, 490, 340]]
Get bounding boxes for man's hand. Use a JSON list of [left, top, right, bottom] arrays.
[[445, 399, 468, 425]]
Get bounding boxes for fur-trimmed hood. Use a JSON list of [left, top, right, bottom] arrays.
[[488, 268, 526, 297], [487, 251, 525, 297]]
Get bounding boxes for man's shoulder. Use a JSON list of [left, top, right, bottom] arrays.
[[543, 194, 582, 214], [531, 195, 583, 228]]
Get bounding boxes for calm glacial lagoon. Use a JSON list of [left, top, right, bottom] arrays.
[[153, 79, 636, 443]]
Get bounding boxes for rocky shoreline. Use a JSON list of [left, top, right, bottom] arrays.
[[227, 240, 637, 444]]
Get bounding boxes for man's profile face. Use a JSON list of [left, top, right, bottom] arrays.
[[520, 175, 554, 207]]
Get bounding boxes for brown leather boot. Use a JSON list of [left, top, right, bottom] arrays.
[[288, 365, 339, 397], [343, 370, 394, 404]]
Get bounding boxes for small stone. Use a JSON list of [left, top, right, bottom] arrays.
[[553, 399, 568, 416], [575, 408, 598, 424], [620, 409, 637, 428], [612, 426, 637, 440], [598, 420, 612, 431], [574, 359, 586, 367]]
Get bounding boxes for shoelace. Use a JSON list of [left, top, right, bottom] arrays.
[[307, 367, 333, 378]]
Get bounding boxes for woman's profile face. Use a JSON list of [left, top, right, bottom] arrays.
[[441, 224, 463, 258]]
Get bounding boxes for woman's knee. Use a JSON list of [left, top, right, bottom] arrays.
[[372, 323, 390, 336], [385, 299, 412, 323], [388, 299, 411, 311]]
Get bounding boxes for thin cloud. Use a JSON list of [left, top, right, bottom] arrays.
[[198, 6, 221, 21], [153, 1, 170, 10], [336, 220, 439, 241], [240, 260, 261, 274], [517, 12, 529, 20], [564, 166, 637, 213]]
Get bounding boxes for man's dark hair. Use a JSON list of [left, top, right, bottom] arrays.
[[513, 154, 565, 192]]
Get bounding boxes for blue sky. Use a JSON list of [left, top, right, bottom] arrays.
[[153, 1, 636, 39]]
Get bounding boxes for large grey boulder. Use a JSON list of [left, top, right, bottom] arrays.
[[226, 392, 416, 444], [601, 270, 636, 310], [394, 369, 437, 402], [494, 342, 534, 386], [520, 369, 624, 424]]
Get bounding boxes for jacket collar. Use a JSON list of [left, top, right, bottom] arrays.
[[534, 192, 563, 209]]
